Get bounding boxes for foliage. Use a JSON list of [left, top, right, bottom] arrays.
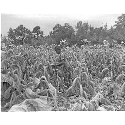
[[1, 14, 125, 111]]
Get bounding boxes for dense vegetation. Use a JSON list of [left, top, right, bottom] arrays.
[[1, 14, 125, 111]]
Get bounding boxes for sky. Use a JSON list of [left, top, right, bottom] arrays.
[[1, 14, 120, 36]]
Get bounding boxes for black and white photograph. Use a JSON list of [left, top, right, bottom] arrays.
[[1, 13, 125, 112]]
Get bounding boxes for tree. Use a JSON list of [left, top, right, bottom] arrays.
[[7, 25, 32, 46], [8, 28, 16, 44], [75, 21, 105, 46], [112, 14, 125, 44], [1, 36, 12, 51], [50, 23, 75, 45], [114, 14, 125, 29], [75, 21, 90, 42], [32, 26, 43, 39]]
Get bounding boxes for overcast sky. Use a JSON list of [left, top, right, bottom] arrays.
[[1, 14, 120, 36]]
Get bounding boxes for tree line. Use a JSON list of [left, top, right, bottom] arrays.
[[1, 14, 125, 49]]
